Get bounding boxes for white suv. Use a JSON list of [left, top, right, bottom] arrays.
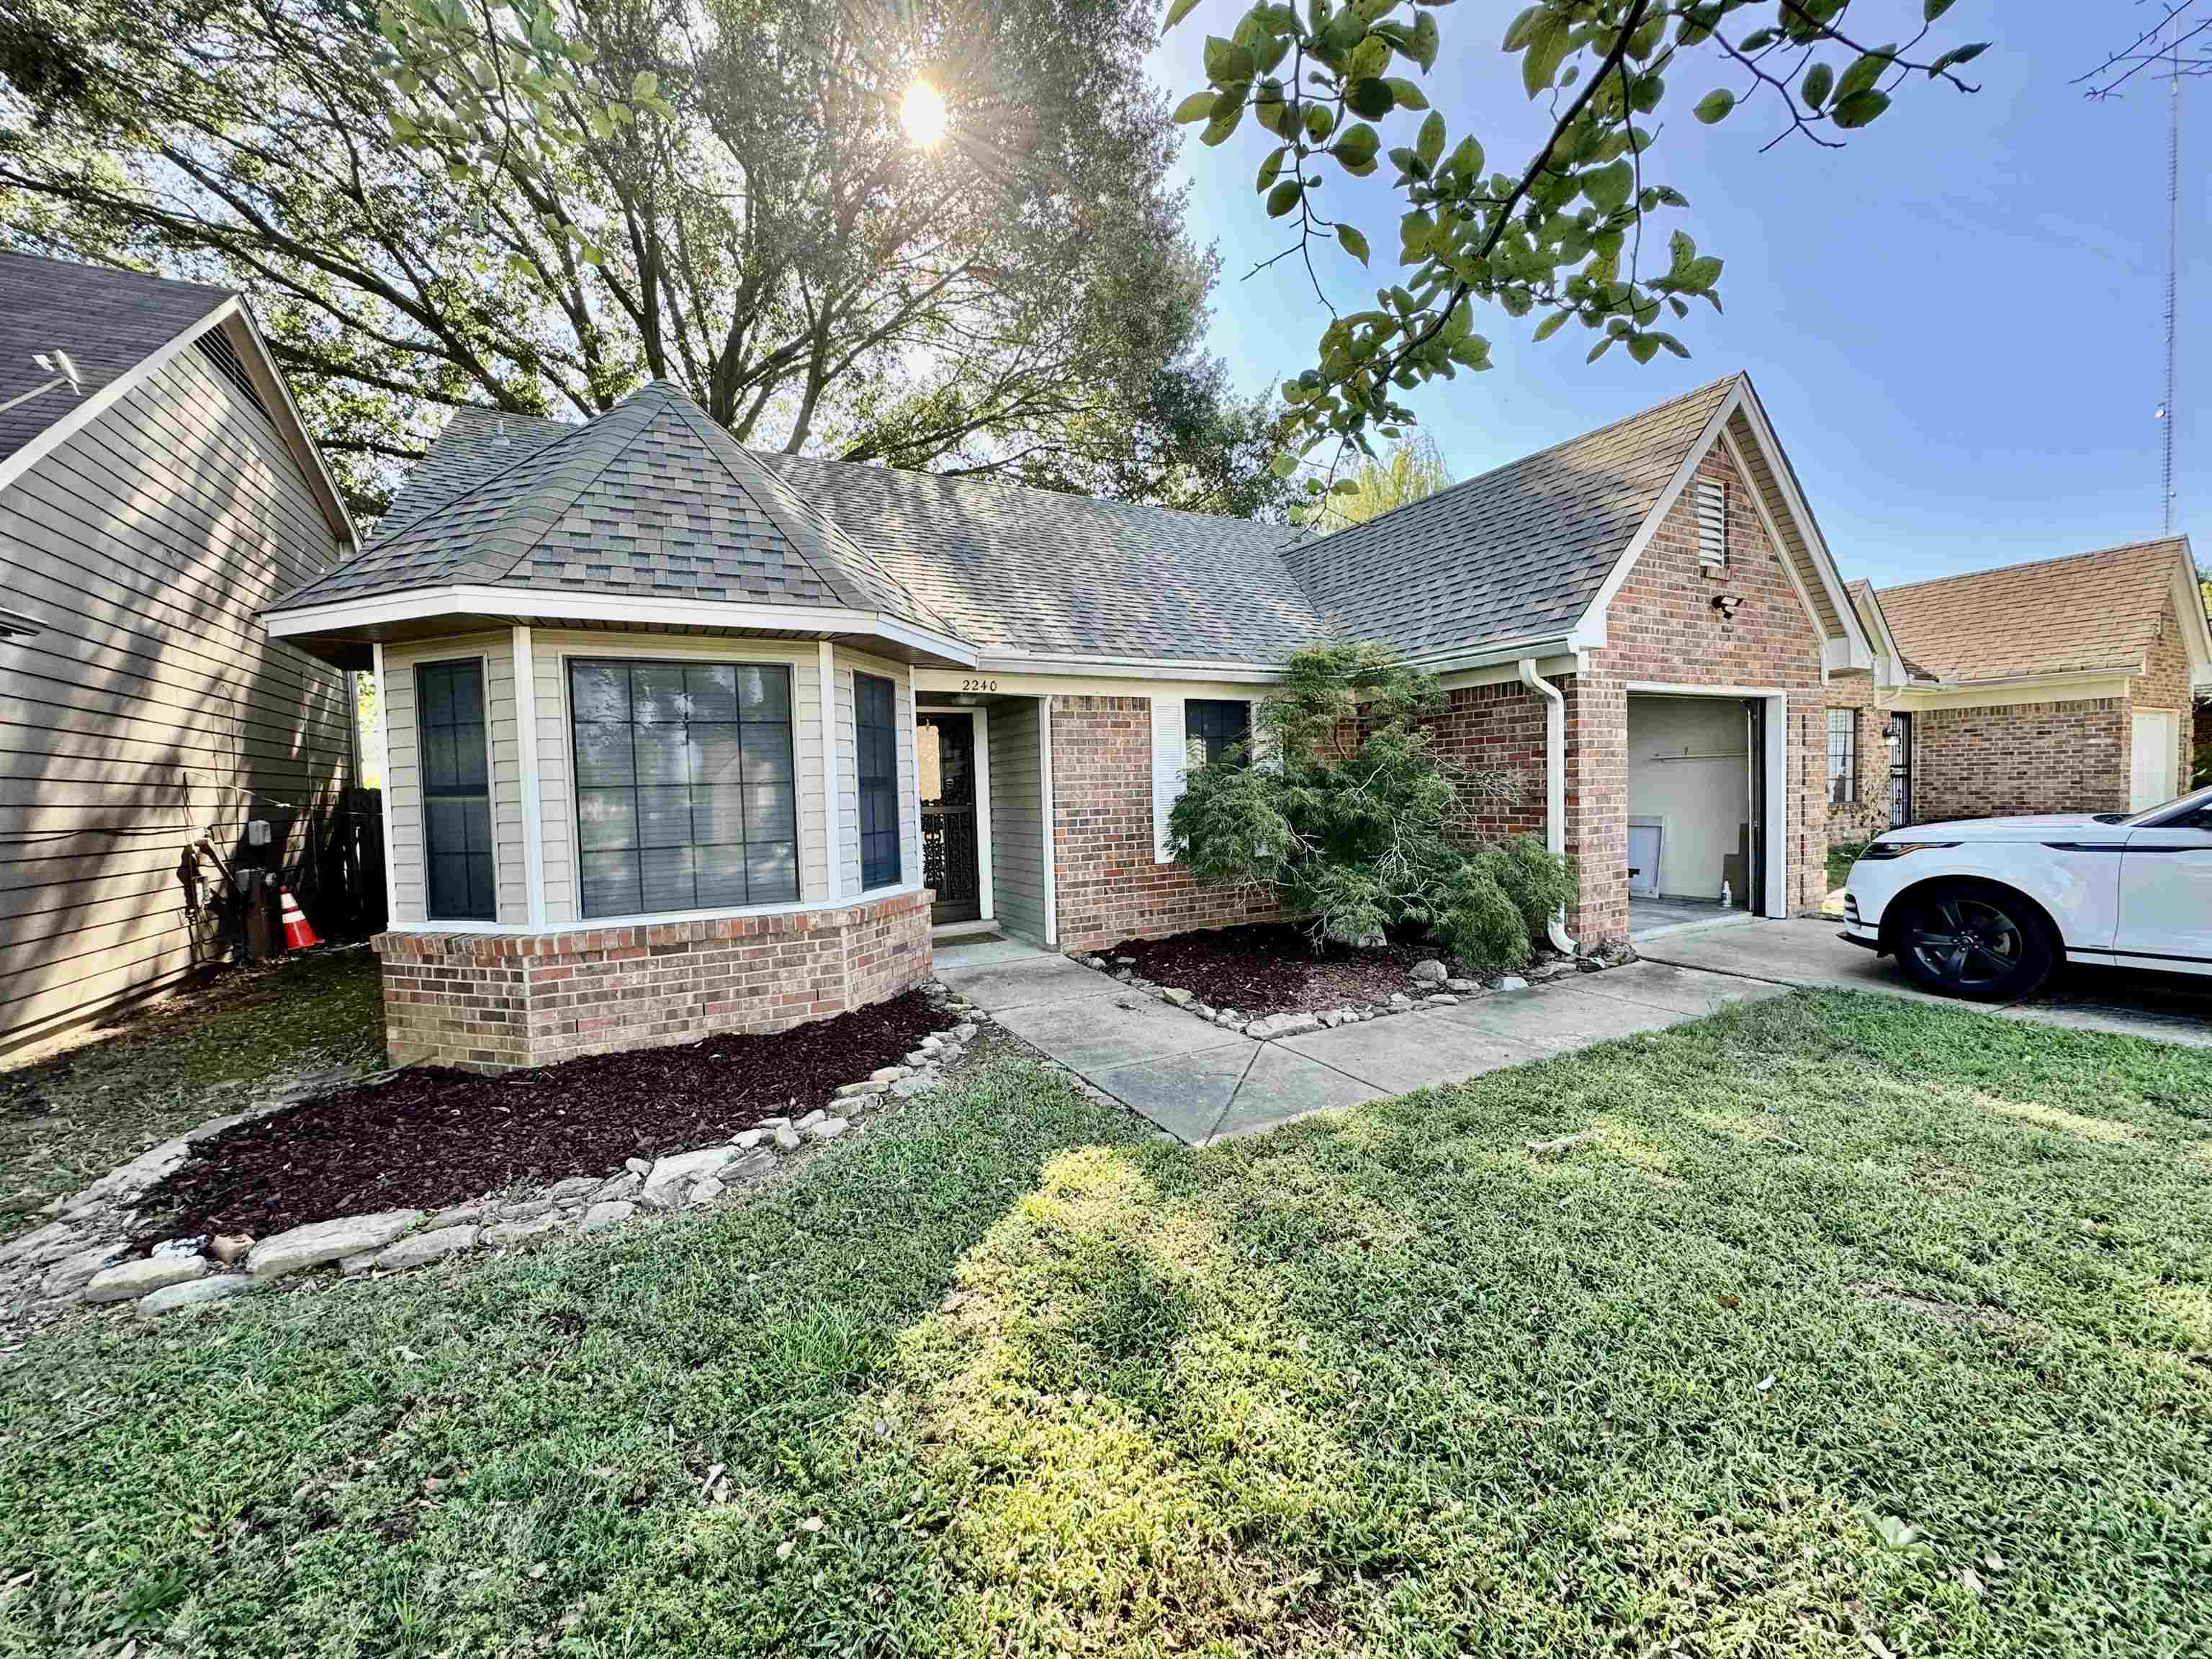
[[1841, 784, 2212, 1001]]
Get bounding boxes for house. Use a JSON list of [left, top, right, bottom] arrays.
[[0, 253, 360, 1053], [1824, 539, 2210, 839], [264, 373, 1874, 1071]]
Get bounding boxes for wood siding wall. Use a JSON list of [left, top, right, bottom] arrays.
[[0, 334, 350, 1052], [985, 698, 1047, 943]]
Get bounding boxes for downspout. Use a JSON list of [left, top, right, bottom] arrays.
[[1516, 659, 1579, 956]]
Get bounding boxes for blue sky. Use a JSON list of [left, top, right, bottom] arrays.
[[1149, 3, 2207, 587]]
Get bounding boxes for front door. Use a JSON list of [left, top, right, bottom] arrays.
[[917, 712, 981, 925], [1887, 712, 1914, 828]]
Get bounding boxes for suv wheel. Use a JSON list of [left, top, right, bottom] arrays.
[[1892, 881, 2054, 1002]]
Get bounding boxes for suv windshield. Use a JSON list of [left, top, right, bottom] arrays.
[[2122, 783, 2212, 828]]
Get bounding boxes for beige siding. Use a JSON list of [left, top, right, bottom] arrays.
[[379, 634, 521, 926], [835, 649, 919, 896], [457, 631, 832, 925], [986, 699, 1046, 942], [0, 337, 351, 1052]]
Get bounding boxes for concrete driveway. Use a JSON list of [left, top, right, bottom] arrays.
[[1637, 918, 2212, 1048], [938, 940, 1785, 1145]]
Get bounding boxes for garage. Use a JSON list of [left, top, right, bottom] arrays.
[[1624, 691, 1776, 937]]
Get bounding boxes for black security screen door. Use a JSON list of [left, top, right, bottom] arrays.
[[417, 659, 495, 920], [1888, 712, 1915, 828], [917, 712, 979, 925], [569, 659, 798, 918], [855, 673, 902, 890]]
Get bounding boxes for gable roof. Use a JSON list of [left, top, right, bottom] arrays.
[[276, 381, 958, 642], [1876, 537, 2206, 684], [0, 250, 354, 544], [1282, 377, 1738, 660], [1845, 579, 1938, 683]]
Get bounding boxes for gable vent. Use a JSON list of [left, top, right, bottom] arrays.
[[194, 326, 273, 423], [1695, 475, 1728, 569]]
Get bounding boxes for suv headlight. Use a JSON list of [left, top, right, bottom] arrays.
[[1858, 841, 1959, 861]]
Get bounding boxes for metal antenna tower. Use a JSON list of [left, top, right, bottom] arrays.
[[2164, 41, 2180, 536]]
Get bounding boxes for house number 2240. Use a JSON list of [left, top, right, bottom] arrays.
[[960, 678, 999, 693]]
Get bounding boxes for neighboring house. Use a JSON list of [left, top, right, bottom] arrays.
[[265, 372, 1873, 1071], [0, 253, 359, 1054], [1825, 540, 2211, 837]]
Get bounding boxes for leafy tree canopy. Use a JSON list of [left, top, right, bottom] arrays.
[[1305, 431, 1451, 529], [0, 0, 1292, 520]]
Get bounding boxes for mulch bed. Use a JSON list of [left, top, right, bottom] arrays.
[[1105, 923, 1441, 1018], [131, 989, 948, 1243]]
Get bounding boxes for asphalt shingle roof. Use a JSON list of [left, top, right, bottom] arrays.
[[1280, 377, 1739, 657], [279, 382, 958, 638], [1875, 539, 2191, 683], [0, 252, 235, 469]]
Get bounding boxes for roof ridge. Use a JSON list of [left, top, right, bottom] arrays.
[[1305, 372, 1740, 544], [375, 405, 568, 541], [1880, 535, 2188, 597]]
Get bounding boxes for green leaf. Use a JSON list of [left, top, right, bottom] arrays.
[[1258, 145, 1288, 192], [630, 69, 657, 101], [1416, 109, 1445, 169], [1410, 9, 1438, 73], [1627, 333, 1660, 364], [1255, 79, 1290, 132], [1834, 48, 1893, 105], [1305, 102, 1336, 141], [1347, 35, 1392, 81], [1582, 158, 1632, 214], [1270, 450, 1300, 477], [1533, 309, 1571, 342], [1923, 0, 1955, 19], [1172, 90, 1217, 123], [1201, 102, 1246, 145], [1203, 35, 1255, 84], [1329, 476, 1359, 495], [1447, 134, 1484, 179], [1267, 177, 1305, 217], [1800, 62, 1833, 110], [1693, 89, 1735, 124], [1331, 121, 1379, 166], [1587, 336, 1614, 363], [1930, 41, 1988, 75], [1337, 223, 1370, 264], [1830, 88, 1890, 129], [1346, 78, 1394, 119], [1385, 77, 1429, 110], [1501, 5, 1541, 52], [1164, 0, 1202, 26], [1520, 15, 1570, 98]]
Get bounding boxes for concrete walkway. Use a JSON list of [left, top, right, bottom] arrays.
[[1637, 918, 2212, 1048], [937, 942, 1786, 1145]]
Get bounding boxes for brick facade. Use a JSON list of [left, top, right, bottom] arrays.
[[2136, 588, 2199, 793], [1048, 695, 1278, 952], [1421, 681, 1552, 841], [1569, 442, 1830, 943], [1822, 673, 1893, 844], [375, 889, 932, 1073], [1913, 698, 2130, 822]]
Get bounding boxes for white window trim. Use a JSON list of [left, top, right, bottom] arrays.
[[370, 642, 397, 927], [513, 626, 547, 925]]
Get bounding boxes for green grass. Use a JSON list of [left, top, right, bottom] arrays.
[[1827, 839, 1869, 891], [3, 992, 2209, 1656], [0, 950, 386, 1227]]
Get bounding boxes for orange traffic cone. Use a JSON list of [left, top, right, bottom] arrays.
[[279, 888, 320, 950]]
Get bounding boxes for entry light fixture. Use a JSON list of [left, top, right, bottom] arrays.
[[1710, 592, 1745, 620]]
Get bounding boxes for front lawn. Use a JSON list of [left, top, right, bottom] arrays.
[[4, 992, 2208, 1655]]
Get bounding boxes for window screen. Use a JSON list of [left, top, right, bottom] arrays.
[[855, 672, 902, 890], [1827, 707, 1858, 806], [569, 659, 798, 917], [1184, 699, 1253, 769], [417, 659, 496, 920]]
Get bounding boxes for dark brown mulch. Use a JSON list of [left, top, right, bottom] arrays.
[[131, 989, 948, 1243], [1105, 923, 1440, 1018]]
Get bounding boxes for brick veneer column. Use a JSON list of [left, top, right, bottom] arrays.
[[374, 889, 932, 1073]]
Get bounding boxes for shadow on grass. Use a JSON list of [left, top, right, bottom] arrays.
[[3, 992, 2210, 1656]]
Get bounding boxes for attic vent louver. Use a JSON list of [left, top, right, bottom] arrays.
[[1696, 475, 1728, 569], [193, 327, 272, 422]]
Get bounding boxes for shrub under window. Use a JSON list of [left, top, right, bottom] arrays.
[[570, 658, 797, 917]]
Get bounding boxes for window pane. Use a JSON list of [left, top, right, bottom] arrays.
[[451, 722, 487, 791], [420, 666, 455, 727], [418, 661, 495, 920], [576, 787, 639, 850], [746, 840, 799, 904], [634, 724, 688, 785], [690, 724, 744, 786], [423, 726, 459, 790], [692, 785, 747, 845], [570, 662, 631, 722], [741, 722, 794, 783], [685, 663, 738, 721], [745, 781, 797, 842], [694, 841, 749, 907], [575, 722, 635, 787], [640, 845, 695, 912], [636, 786, 693, 848], [631, 663, 688, 725], [736, 665, 791, 721], [579, 849, 640, 917]]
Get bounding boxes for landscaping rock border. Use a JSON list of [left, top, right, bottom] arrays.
[[0, 987, 990, 1327], [1064, 938, 1637, 1040]]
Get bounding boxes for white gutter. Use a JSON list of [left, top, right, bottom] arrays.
[[1516, 658, 1578, 956]]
